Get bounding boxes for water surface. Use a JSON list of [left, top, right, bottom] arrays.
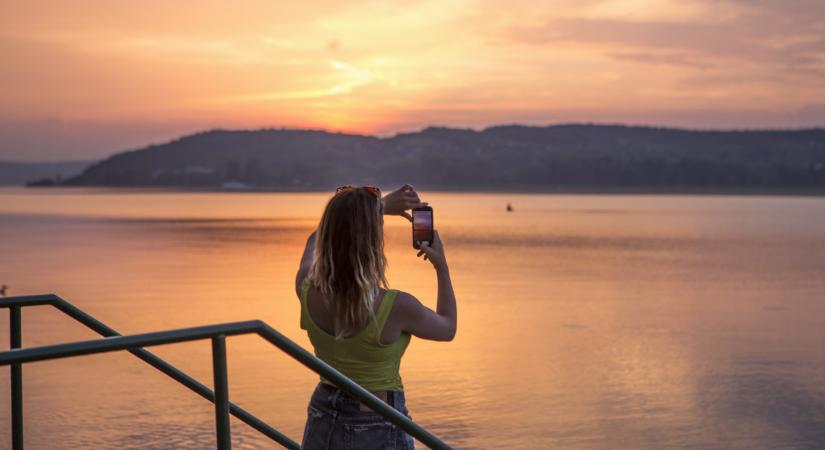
[[1, 188, 824, 449]]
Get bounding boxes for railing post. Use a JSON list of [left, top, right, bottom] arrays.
[[211, 335, 231, 450], [10, 305, 23, 450]]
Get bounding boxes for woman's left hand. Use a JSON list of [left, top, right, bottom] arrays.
[[382, 184, 427, 222]]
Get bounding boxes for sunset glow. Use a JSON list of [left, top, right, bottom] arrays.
[[2, 0, 824, 160]]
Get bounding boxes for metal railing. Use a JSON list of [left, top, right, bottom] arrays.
[[1, 295, 453, 450], [1, 295, 295, 448]]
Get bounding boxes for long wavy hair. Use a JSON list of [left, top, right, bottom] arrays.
[[307, 187, 388, 339]]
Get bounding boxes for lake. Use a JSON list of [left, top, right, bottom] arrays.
[[1, 187, 824, 449]]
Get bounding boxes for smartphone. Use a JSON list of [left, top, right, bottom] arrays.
[[412, 206, 434, 249]]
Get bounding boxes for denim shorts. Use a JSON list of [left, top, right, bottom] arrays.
[[300, 382, 415, 450]]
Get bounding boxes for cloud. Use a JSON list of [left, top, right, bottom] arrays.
[[1, 0, 825, 160], [119, 37, 265, 65], [500, 16, 815, 64], [487, 1, 825, 96], [201, 59, 374, 103], [608, 51, 715, 69]]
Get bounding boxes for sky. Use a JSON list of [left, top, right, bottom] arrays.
[[1, 0, 824, 161]]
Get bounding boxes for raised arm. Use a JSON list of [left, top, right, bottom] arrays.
[[295, 230, 317, 298], [396, 230, 457, 341]]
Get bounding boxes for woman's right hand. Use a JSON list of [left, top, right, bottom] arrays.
[[417, 230, 447, 271]]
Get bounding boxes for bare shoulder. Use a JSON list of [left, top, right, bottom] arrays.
[[393, 290, 423, 310], [392, 290, 430, 324], [387, 290, 423, 331]]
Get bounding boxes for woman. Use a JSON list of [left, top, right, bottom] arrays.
[[295, 184, 457, 449]]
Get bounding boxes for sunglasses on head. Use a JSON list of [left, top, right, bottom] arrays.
[[335, 185, 381, 197]]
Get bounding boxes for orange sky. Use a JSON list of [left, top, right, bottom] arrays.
[[2, 0, 824, 160]]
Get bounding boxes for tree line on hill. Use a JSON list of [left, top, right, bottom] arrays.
[[28, 124, 825, 192]]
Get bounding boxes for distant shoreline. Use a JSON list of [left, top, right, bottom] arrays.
[[39, 125, 825, 195]]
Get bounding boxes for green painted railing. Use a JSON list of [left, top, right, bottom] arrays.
[[0, 294, 453, 450]]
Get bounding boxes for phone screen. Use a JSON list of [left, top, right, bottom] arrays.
[[412, 208, 434, 248]]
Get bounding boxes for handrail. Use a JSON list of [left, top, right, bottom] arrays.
[[1, 295, 454, 450], [1, 295, 298, 449]]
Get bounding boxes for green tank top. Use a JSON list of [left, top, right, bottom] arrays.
[[300, 278, 411, 391]]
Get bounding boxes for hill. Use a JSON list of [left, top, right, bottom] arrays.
[[58, 125, 825, 192]]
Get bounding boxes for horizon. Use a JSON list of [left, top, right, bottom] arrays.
[[2, 0, 825, 161]]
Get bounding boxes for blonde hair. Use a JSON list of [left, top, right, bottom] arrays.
[[307, 187, 388, 339]]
